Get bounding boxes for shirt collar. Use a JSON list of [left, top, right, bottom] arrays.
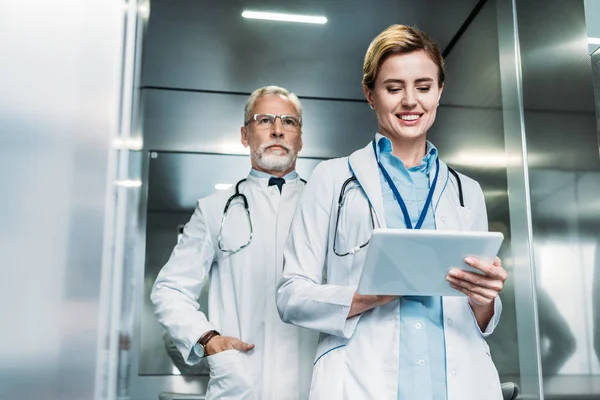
[[249, 168, 298, 181], [374, 133, 438, 174]]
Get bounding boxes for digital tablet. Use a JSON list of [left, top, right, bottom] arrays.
[[357, 229, 504, 296]]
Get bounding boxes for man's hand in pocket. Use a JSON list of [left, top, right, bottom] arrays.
[[205, 336, 255, 356]]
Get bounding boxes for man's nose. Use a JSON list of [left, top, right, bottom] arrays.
[[270, 117, 284, 138]]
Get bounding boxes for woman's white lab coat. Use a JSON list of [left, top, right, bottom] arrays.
[[276, 142, 503, 400], [151, 174, 318, 400]]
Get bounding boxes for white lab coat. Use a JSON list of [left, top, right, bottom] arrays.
[[277, 142, 503, 400], [151, 173, 318, 400]]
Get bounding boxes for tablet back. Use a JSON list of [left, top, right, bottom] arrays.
[[357, 229, 504, 296]]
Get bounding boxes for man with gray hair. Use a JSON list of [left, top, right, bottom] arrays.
[[151, 86, 317, 400]]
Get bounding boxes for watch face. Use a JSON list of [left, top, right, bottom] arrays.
[[194, 342, 205, 358]]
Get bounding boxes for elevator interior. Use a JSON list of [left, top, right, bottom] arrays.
[[2, 1, 599, 399], [127, 1, 600, 399]]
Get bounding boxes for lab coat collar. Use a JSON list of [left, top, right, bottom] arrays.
[[348, 140, 451, 227], [347, 142, 386, 228], [431, 158, 450, 214], [246, 171, 303, 189]]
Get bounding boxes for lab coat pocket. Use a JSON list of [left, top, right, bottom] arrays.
[[310, 342, 346, 400], [205, 349, 256, 400], [480, 339, 503, 398]]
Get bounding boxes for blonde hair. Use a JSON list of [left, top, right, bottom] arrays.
[[244, 86, 303, 123], [362, 24, 445, 89]]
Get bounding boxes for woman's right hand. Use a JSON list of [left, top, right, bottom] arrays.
[[205, 335, 255, 356], [347, 293, 398, 318]]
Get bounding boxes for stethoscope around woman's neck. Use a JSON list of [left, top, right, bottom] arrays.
[[333, 141, 465, 256]]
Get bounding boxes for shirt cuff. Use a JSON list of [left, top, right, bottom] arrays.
[[469, 296, 502, 337]]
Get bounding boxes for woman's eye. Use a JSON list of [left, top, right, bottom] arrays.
[[387, 87, 401, 93], [417, 86, 431, 92]]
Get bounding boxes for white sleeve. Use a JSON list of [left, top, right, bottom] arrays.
[[150, 201, 216, 365], [276, 161, 360, 338], [471, 181, 502, 336]]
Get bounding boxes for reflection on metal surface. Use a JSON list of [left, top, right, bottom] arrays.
[[495, 0, 543, 397], [115, 179, 143, 188], [113, 136, 144, 150], [0, 1, 128, 400], [446, 151, 523, 168], [515, 0, 600, 398]]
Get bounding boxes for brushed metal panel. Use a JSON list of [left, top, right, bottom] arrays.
[[141, 0, 479, 100], [0, 1, 126, 399], [515, 0, 600, 398], [142, 88, 377, 158]]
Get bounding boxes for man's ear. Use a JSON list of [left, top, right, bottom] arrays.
[[241, 126, 249, 148]]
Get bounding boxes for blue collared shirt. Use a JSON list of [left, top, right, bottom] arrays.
[[375, 133, 447, 400]]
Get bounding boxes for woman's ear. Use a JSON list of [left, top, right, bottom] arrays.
[[363, 84, 374, 109]]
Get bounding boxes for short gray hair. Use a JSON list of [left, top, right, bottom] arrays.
[[244, 85, 303, 123]]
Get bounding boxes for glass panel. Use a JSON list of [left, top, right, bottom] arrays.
[[514, 0, 600, 398], [432, 0, 534, 393]]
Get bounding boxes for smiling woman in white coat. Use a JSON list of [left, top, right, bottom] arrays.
[[276, 25, 508, 400]]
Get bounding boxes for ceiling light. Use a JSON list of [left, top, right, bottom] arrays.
[[242, 10, 327, 24], [588, 37, 600, 45], [215, 184, 233, 190]]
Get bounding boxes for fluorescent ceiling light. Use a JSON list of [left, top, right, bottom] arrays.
[[588, 37, 600, 45], [215, 183, 233, 190], [242, 11, 327, 24]]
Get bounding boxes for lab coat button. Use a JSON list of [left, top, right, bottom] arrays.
[[415, 323, 422, 329], [446, 318, 453, 326], [418, 359, 425, 366], [451, 369, 458, 376], [441, 215, 447, 223]]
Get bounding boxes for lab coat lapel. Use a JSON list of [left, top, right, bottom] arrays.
[[347, 142, 386, 228], [431, 159, 449, 215], [433, 160, 463, 231]]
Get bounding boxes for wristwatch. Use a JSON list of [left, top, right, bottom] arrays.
[[194, 330, 220, 357]]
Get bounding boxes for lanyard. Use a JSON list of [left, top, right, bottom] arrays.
[[372, 140, 439, 230]]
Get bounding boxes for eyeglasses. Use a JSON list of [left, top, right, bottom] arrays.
[[244, 114, 302, 131]]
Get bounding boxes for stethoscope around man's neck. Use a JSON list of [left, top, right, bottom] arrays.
[[218, 176, 307, 254]]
